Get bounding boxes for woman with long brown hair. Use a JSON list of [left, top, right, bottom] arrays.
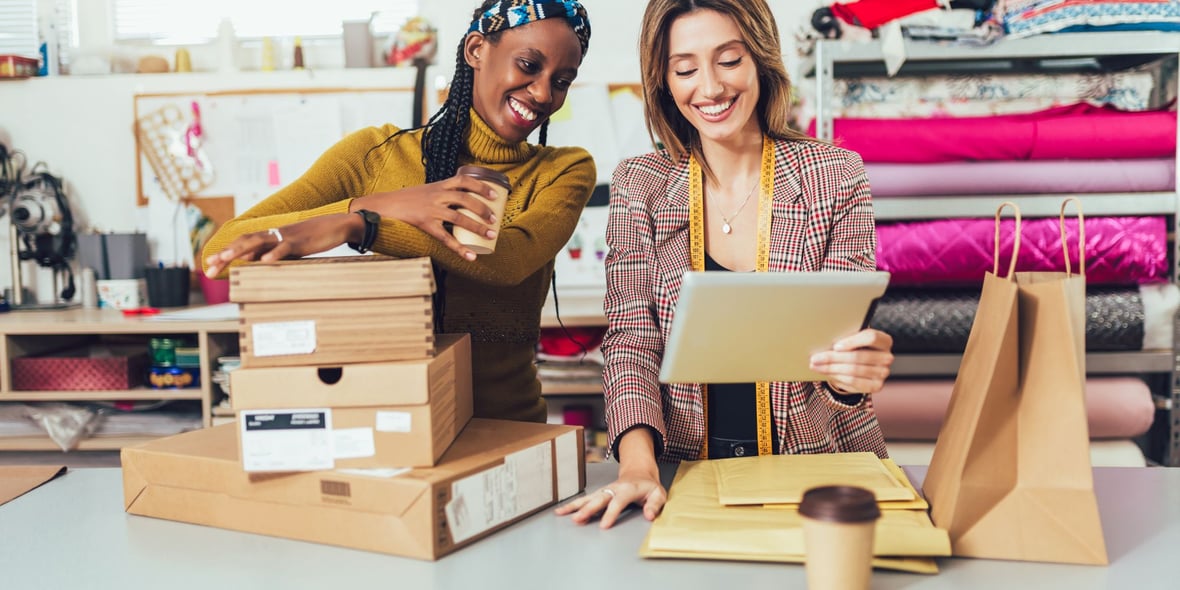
[[558, 0, 894, 528]]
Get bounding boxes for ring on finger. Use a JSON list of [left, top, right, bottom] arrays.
[[601, 488, 616, 499], [267, 228, 283, 243]]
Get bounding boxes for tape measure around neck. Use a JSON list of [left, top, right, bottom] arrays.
[[689, 135, 775, 459]]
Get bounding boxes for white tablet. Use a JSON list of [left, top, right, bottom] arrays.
[[658, 271, 890, 384]]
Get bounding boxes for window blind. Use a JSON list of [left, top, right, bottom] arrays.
[[0, 0, 37, 58]]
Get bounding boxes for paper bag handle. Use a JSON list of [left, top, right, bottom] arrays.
[[1059, 197, 1085, 278], [993, 201, 1021, 280]]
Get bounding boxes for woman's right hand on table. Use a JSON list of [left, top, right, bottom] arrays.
[[554, 427, 667, 529], [351, 172, 502, 261]]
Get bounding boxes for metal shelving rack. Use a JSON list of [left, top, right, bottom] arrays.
[[813, 31, 1180, 466]]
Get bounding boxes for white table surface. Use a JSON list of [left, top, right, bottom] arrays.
[[0, 463, 1176, 590]]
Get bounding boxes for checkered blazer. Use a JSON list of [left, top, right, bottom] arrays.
[[601, 137, 889, 462]]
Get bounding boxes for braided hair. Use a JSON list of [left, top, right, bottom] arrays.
[[418, 0, 497, 184], [373, 0, 591, 183], [375, 0, 591, 332]]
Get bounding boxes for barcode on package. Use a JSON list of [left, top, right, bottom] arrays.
[[240, 408, 334, 472]]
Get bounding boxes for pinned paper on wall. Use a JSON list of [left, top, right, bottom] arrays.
[[549, 100, 574, 123], [542, 84, 621, 185], [133, 88, 416, 211], [553, 205, 608, 289], [609, 86, 656, 160], [542, 83, 655, 185]]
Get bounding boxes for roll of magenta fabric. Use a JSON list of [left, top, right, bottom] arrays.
[[811, 103, 1177, 163], [876, 216, 1168, 285], [866, 158, 1176, 196]]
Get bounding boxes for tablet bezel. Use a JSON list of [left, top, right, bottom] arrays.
[[657, 271, 890, 384]]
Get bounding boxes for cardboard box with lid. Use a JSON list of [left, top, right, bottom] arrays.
[[231, 256, 436, 368], [121, 419, 586, 560], [231, 333, 473, 470]]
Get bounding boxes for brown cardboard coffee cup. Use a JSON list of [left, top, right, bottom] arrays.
[[799, 485, 880, 590], [452, 165, 510, 255]]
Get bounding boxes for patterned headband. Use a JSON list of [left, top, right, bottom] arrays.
[[468, 0, 591, 56]]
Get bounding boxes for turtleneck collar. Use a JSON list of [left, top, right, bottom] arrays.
[[465, 108, 539, 164]]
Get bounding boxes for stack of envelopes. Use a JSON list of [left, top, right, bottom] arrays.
[[641, 452, 952, 574]]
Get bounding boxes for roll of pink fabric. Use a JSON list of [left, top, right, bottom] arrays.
[[809, 103, 1177, 163], [875, 216, 1169, 286], [871, 377, 1154, 440]]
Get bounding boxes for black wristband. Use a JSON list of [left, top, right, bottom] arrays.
[[349, 209, 380, 254]]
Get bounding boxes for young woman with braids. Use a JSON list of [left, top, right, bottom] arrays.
[[202, 0, 594, 422]]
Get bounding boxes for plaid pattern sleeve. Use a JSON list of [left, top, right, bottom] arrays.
[[779, 141, 887, 458], [819, 148, 876, 272], [601, 155, 674, 459]]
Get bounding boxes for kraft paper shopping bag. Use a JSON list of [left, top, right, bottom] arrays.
[[923, 199, 1107, 565]]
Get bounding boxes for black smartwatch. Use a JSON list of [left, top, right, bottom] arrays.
[[349, 209, 380, 254]]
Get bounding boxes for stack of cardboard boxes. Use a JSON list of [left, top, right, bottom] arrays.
[[122, 256, 586, 560]]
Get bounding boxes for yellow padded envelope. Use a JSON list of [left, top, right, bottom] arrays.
[[762, 460, 929, 511], [640, 461, 950, 574], [712, 452, 915, 505]]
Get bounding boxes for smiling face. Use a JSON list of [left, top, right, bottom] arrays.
[[664, 9, 761, 148], [465, 18, 583, 143]]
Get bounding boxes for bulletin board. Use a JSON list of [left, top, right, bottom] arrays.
[[133, 87, 416, 213], [543, 82, 650, 291]]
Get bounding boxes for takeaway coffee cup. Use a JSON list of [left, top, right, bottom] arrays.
[[799, 485, 880, 590], [452, 165, 510, 255]]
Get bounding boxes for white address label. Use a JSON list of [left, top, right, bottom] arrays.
[[375, 411, 413, 433], [445, 440, 554, 543], [252, 320, 317, 357], [240, 408, 334, 472]]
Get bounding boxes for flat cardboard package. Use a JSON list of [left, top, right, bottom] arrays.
[[232, 256, 437, 368], [231, 333, 473, 470], [122, 419, 586, 560]]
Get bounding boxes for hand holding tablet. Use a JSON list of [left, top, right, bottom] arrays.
[[658, 271, 890, 384]]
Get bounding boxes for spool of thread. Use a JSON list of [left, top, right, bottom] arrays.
[[174, 48, 192, 72], [80, 268, 98, 308], [292, 36, 304, 69], [260, 37, 275, 71]]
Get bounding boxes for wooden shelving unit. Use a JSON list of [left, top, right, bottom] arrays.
[[0, 307, 239, 451]]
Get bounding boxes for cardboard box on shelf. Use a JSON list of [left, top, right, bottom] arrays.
[[231, 334, 473, 470], [232, 257, 437, 368], [11, 347, 149, 391], [122, 418, 586, 560]]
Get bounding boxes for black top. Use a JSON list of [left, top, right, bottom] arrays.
[[703, 252, 770, 445]]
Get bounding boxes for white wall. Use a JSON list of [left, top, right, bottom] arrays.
[[0, 0, 812, 299]]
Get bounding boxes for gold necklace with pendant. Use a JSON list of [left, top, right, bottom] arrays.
[[708, 173, 758, 235]]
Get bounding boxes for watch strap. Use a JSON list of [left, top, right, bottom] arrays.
[[349, 209, 380, 253]]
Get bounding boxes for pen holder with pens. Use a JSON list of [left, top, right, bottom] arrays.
[[144, 266, 191, 308]]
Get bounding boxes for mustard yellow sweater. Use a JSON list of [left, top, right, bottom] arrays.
[[203, 112, 596, 422]]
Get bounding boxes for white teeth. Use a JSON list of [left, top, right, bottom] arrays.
[[699, 99, 734, 116], [509, 98, 537, 121]]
